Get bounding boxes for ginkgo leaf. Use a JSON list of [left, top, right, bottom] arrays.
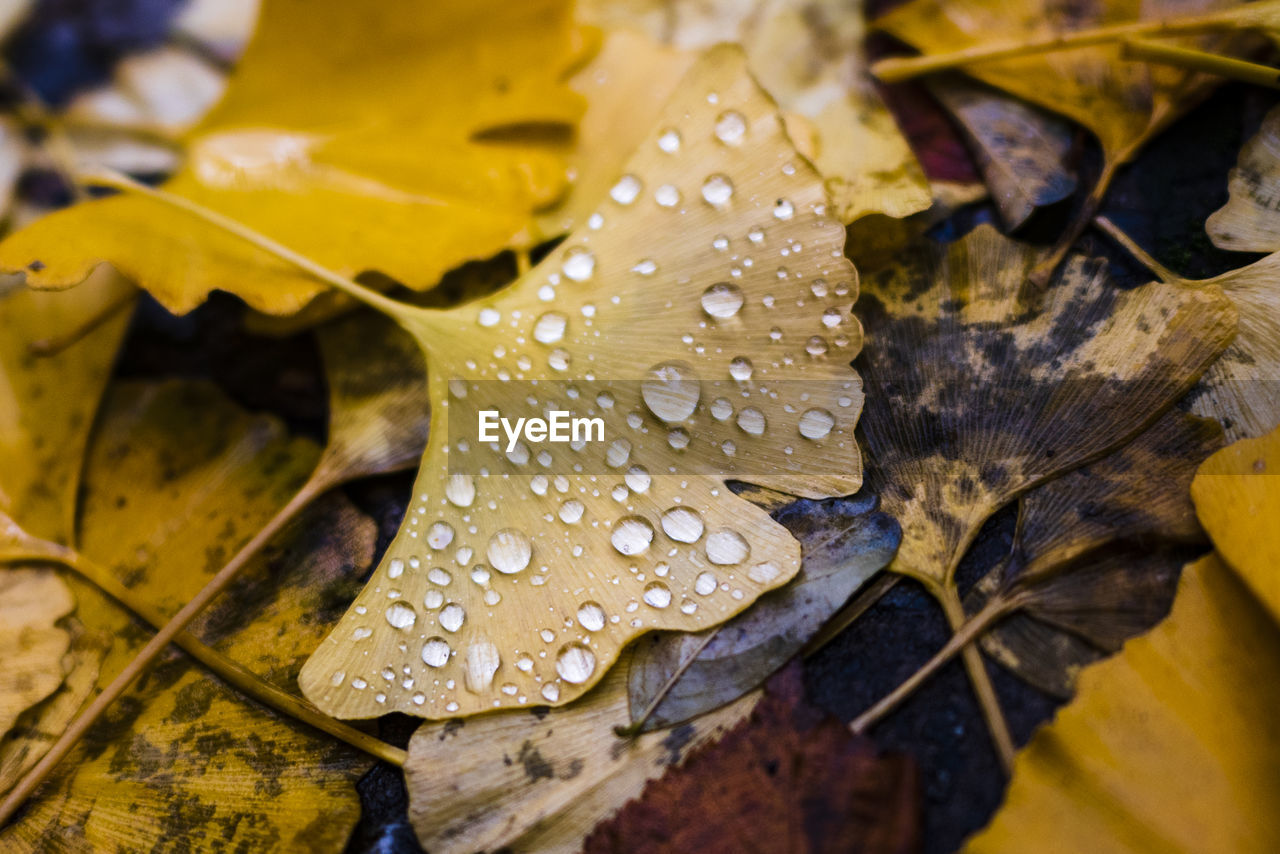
[[587, 664, 920, 854], [969, 411, 1223, 697], [578, 0, 931, 224], [859, 225, 1233, 598], [0, 0, 587, 315], [627, 485, 900, 732], [1099, 218, 1280, 442], [966, 551, 1280, 853], [1207, 103, 1280, 253], [874, 0, 1256, 254], [0, 381, 373, 851], [926, 76, 1076, 230], [0, 569, 74, 738], [298, 45, 866, 719], [1191, 423, 1280, 621], [853, 225, 1234, 756], [406, 652, 759, 854]]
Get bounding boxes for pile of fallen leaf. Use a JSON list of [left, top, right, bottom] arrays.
[[1, 0, 1279, 851]]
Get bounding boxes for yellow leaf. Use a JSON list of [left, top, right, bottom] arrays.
[[0, 0, 587, 315], [0, 569, 74, 737], [876, 0, 1252, 188], [965, 552, 1280, 854], [0, 381, 373, 850], [298, 46, 866, 719], [1191, 423, 1280, 623], [572, 0, 931, 226]]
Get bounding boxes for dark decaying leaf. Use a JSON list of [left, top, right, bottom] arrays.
[[627, 486, 901, 732], [966, 410, 1222, 696], [857, 224, 1234, 599], [0, 381, 373, 852], [927, 75, 1076, 230], [585, 663, 919, 854]]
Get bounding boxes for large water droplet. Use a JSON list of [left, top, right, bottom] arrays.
[[706, 529, 750, 565], [478, 307, 500, 327], [548, 348, 571, 371], [657, 128, 681, 153], [577, 601, 606, 632], [701, 174, 734, 206], [464, 641, 500, 693], [428, 567, 452, 586], [711, 398, 733, 420], [806, 335, 829, 356], [387, 558, 405, 579], [799, 408, 835, 440], [643, 582, 673, 609], [714, 110, 747, 145], [440, 603, 466, 632], [695, 571, 718, 595], [606, 438, 632, 468], [642, 360, 701, 423], [488, 529, 532, 574], [661, 507, 705, 543], [559, 499, 585, 523], [624, 465, 651, 493], [773, 198, 795, 220], [561, 247, 596, 282], [729, 357, 754, 381], [701, 283, 744, 319], [541, 682, 561, 702], [385, 602, 417, 629], [424, 589, 444, 609], [655, 184, 681, 207], [611, 515, 655, 556], [556, 642, 596, 684], [822, 307, 842, 328], [427, 522, 454, 551], [422, 637, 451, 667], [737, 407, 766, 435], [749, 562, 782, 584], [446, 474, 475, 507], [534, 312, 567, 344], [610, 173, 642, 205]]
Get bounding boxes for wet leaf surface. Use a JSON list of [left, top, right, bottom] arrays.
[[300, 47, 867, 721], [627, 486, 901, 732]]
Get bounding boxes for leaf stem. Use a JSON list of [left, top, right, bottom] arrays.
[[51, 550, 405, 767], [941, 587, 1017, 771], [1028, 157, 1121, 289], [616, 629, 719, 737], [1122, 38, 1280, 90], [870, 4, 1274, 82], [75, 168, 429, 326], [1093, 214, 1180, 283], [0, 479, 393, 826], [849, 594, 1016, 735]]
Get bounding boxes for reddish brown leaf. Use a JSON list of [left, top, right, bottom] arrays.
[[584, 663, 920, 854]]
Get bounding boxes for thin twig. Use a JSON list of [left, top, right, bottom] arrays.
[[1093, 215, 1180, 283], [940, 587, 1016, 771], [615, 630, 719, 737], [849, 594, 1017, 734], [870, 3, 1275, 82], [1123, 38, 1280, 90]]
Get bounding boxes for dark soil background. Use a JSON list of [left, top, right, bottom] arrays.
[[7, 1, 1278, 852]]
